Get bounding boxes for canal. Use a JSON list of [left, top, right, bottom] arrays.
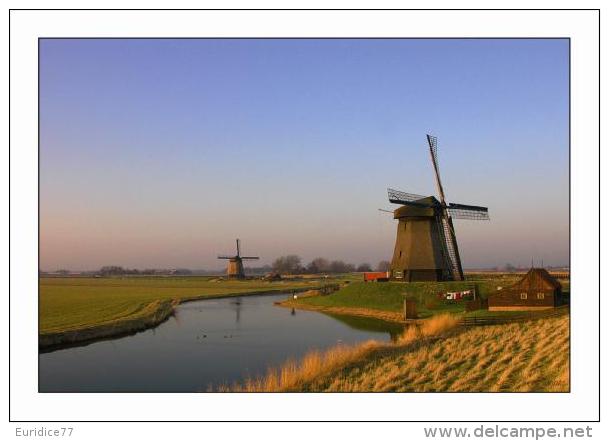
[[39, 292, 402, 392]]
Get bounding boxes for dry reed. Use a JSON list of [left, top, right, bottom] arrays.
[[224, 314, 568, 392], [228, 313, 461, 392]]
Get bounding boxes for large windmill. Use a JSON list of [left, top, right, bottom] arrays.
[[386, 135, 489, 281], [218, 239, 259, 279]]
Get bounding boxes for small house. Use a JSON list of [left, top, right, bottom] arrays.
[[488, 268, 562, 311]]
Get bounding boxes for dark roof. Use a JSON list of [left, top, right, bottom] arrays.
[[393, 196, 440, 219], [512, 268, 562, 290], [414, 196, 441, 206]]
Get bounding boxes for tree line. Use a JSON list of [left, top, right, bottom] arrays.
[[44, 260, 391, 277], [98, 266, 193, 276], [270, 256, 390, 275]]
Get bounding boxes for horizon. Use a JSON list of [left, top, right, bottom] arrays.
[[40, 38, 569, 271], [40, 260, 570, 274]]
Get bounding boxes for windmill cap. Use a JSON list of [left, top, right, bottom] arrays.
[[393, 196, 440, 218]]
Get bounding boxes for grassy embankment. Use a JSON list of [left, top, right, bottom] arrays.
[[284, 275, 570, 322], [39, 276, 328, 348], [284, 279, 502, 322], [228, 313, 569, 392]]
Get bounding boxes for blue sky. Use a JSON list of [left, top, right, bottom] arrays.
[[39, 39, 569, 270]]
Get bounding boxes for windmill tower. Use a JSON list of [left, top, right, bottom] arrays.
[[218, 239, 259, 279], [386, 135, 489, 281]]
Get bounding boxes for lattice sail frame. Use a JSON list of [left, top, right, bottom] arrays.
[[387, 188, 489, 220], [387, 188, 428, 205], [427, 135, 439, 178], [447, 204, 490, 220]]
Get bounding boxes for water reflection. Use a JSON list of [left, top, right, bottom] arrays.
[[39, 292, 398, 392], [324, 313, 405, 341]]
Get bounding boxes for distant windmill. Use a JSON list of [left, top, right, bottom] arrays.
[[218, 239, 259, 279], [386, 135, 489, 281]]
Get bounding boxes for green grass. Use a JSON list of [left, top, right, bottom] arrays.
[[41, 273, 569, 335], [296, 278, 512, 319], [39, 276, 324, 334]]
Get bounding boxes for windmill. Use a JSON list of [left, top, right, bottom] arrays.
[[218, 239, 259, 279], [386, 135, 489, 281]]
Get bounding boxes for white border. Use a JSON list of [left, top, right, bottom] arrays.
[[9, 9, 600, 422]]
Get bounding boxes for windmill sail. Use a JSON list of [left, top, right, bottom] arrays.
[[427, 134, 447, 204], [387, 188, 428, 205], [440, 216, 464, 280], [447, 203, 490, 220], [426, 134, 464, 281]]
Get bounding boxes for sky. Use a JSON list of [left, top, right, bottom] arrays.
[[39, 39, 569, 271]]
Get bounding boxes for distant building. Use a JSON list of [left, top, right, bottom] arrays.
[[363, 271, 390, 282], [488, 268, 562, 311]]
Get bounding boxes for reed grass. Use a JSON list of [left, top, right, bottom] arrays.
[[226, 314, 568, 392], [228, 314, 460, 392]]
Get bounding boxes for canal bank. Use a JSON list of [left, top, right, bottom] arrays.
[[278, 298, 406, 324], [39, 287, 316, 351], [39, 291, 399, 392]]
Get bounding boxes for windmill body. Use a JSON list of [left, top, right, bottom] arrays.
[[218, 239, 259, 279], [390, 196, 450, 281], [387, 135, 489, 282]]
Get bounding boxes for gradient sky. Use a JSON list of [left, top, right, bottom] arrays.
[[39, 39, 569, 271]]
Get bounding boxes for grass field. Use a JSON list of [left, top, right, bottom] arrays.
[[293, 279, 502, 319], [39, 276, 323, 335], [293, 275, 570, 320], [229, 313, 569, 392], [40, 272, 569, 350]]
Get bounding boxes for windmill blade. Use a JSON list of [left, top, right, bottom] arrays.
[[241, 256, 260, 260], [387, 188, 428, 205], [447, 208, 489, 220], [427, 134, 447, 204], [447, 203, 490, 220], [236, 239, 241, 257], [436, 214, 465, 280], [217, 255, 234, 259]]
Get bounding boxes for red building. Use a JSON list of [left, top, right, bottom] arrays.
[[363, 272, 390, 282]]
